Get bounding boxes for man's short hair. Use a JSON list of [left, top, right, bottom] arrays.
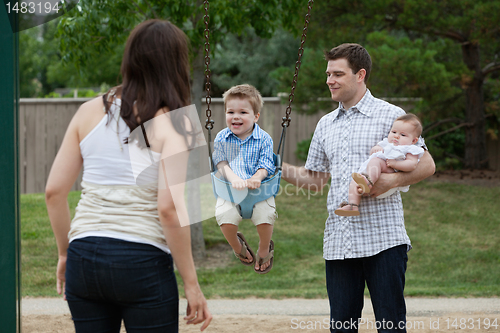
[[325, 43, 372, 83], [223, 84, 263, 115], [396, 113, 423, 137]]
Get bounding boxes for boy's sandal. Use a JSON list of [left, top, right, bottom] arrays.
[[254, 240, 274, 274], [352, 172, 374, 194], [234, 232, 255, 266], [334, 201, 360, 216]]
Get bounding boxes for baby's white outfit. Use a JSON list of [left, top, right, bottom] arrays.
[[358, 138, 425, 199]]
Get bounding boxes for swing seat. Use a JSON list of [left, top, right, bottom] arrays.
[[211, 154, 282, 219]]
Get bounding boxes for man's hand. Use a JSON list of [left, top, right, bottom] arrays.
[[368, 173, 398, 197]]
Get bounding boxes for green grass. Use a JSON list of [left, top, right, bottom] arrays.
[[197, 182, 328, 299], [21, 191, 81, 296], [403, 182, 500, 297], [21, 181, 500, 298]]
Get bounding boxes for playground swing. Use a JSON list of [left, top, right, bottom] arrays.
[[203, 0, 314, 219]]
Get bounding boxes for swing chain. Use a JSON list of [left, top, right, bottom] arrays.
[[282, 0, 314, 128], [204, 0, 214, 130]]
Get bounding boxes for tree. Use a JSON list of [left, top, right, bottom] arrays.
[[56, 0, 308, 258], [303, 0, 500, 169], [19, 21, 66, 97], [56, 0, 305, 97], [46, 43, 123, 90], [20, 26, 45, 97], [210, 27, 300, 97], [19, 18, 124, 97]]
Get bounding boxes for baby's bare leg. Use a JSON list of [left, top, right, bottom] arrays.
[[349, 180, 361, 206], [336, 180, 361, 213], [365, 157, 394, 185]]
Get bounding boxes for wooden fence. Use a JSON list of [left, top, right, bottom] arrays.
[[19, 97, 499, 194], [20, 98, 87, 194], [19, 97, 329, 194]]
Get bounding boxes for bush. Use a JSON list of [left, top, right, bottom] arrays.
[[295, 134, 313, 162], [43, 92, 61, 98], [63, 89, 100, 98]]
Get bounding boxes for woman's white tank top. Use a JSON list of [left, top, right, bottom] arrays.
[[80, 99, 142, 185], [69, 98, 169, 253]]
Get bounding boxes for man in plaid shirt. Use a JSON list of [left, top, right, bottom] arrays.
[[282, 44, 435, 332]]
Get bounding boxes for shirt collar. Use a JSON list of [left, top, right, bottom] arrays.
[[331, 89, 374, 120], [223, 123, 262, 140]]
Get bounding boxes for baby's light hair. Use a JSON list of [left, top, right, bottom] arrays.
[[395, 113, 423, 138], [223, 84, 264, 115]]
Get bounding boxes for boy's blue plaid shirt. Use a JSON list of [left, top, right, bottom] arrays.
[[213, 123, 275, 180]]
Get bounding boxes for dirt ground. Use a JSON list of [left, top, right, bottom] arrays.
[[23, 170, 500, 332], [22, 313, 500, 332]]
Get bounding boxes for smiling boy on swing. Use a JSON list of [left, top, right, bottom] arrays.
[[213, 84, 277, 274]]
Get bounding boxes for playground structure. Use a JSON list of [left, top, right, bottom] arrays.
[[0, 6, 21, 333]]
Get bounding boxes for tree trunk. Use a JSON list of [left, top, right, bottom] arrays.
[[188, 49, 206, 260], [461, 42, 488, 169]]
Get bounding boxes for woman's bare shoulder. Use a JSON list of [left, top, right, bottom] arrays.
[[78, 95, 106, 114], [73, 96, 107, 142]]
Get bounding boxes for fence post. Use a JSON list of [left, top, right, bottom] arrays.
[[0, 6, 21, 333]]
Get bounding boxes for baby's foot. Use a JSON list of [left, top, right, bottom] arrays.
[[337, 204, 359, 213], [352, 173, 373, 194], [334, 202, 360, 216]]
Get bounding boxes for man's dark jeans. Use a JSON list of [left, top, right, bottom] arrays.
[[325, 245, 408, 333]]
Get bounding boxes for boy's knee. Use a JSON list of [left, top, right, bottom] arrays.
[[215, 198, 242, 226], [252, 198, 277, 226]]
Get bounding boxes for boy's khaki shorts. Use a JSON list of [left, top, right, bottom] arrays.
[[215, 197, 277, 226]]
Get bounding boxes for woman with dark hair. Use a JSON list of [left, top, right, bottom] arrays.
[[45, 20, 212, 332]]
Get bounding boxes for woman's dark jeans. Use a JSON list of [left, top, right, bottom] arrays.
[[65, 237, 179, 333], [325, 245, 408, 333]]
